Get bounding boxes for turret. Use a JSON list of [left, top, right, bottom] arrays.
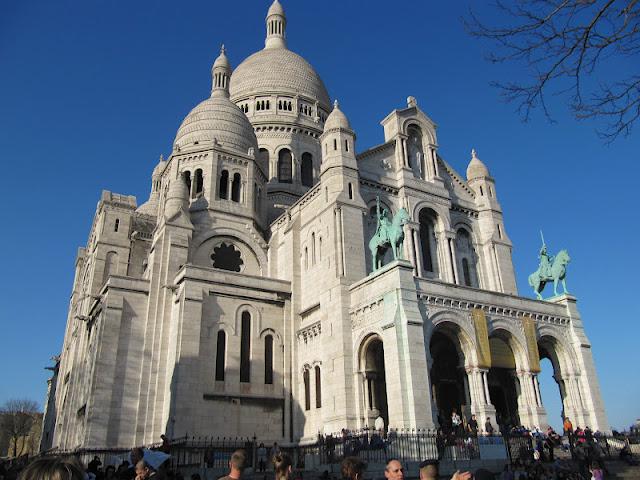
[[465, 149, 517, 294], [320, 100, 357, 173], [265, 0, 287, 49], [211, 45, 231, 97]]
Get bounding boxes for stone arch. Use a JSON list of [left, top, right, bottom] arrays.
[[401, 117, 437, 146], [259, 327, 282, 344], [412, 202, 450, 232], [215, 321, 235, 337], [233, 303, 262, 338], [426, 312, 479, 367], [191, 228, 267, 275], [536, 325, 580, 376], [487, 323, 529, 371], [357, 333, 389, 429]]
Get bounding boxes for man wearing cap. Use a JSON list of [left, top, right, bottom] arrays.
[[419, 459, 472, 480]]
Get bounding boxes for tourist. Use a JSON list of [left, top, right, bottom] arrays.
[[218, 449, 247, 480], [589, 462, 604, 480], [500, 464, 514, 480], [270, 443, 281, 466], [484, 417, 495, 435], [273, 453, 292, 480], [418, 459, 471, 480], [135, 461, 156, 480], [467, 414, 479, 437], [160, 435, 171, 454], [384, 459, 403, 480], [105, 466, 117, 480], [340, 457, 365, 480], [451, 409, 462, 435], [18, 457, 85, 480], [473, 468, 494, 480], [88, 457, 102, 476], [563, 417, 573, 436], [257, 443, 268, 472]]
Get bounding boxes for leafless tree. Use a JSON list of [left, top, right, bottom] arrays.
[[466, 0, 640, 142], [0, 399, 40, 457]]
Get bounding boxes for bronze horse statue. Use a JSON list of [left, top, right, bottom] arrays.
[[528, 249, 571, 299], [368, 207, 410, 271]]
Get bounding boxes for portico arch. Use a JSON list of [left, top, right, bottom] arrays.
[[358, 334, 389, 429], [487, 328, 527, 431]]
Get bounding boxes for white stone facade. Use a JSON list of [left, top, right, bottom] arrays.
[[46, 1, 609, 450]]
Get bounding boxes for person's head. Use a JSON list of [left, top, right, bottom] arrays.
[[471, 414, 476, 420], [19, 457, 85, 480], [340, 457, 365, 480], [105, 466, 116, 478], [135, 460, 154, 480], [131, 448, 144, 466], [384, 459, 403, 480], [273, 453, 292, 480], [191, 474, 201, 480], [418, 460, 438, 480], [229, 449, 247, 475]]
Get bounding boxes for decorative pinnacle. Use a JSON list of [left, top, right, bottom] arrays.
[[333, 99, 339, 109], [220, 44, 225, 55], [471, 148, 478, 159], [159, 154, 164, 162]]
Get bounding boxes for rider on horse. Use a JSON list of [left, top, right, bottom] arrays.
[[375, 196, 392, 244], [539, 243, 554, 280]]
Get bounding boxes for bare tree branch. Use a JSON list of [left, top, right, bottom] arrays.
[[0, 399, 40, 457], [466, 0, 640, 142]]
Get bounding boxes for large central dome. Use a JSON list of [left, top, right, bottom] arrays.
[[230, 48, 330, 108], [229, 0, 330, 110]]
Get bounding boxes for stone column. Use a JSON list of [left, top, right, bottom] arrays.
[[405, 223, 418, 276], [446, 233, 459, 285], [413, 228, 424, 278], [436, 231, 454, 283], [466, 367, 496, 431]]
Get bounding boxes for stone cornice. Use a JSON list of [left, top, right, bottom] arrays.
[[418, 293, 570, 326]]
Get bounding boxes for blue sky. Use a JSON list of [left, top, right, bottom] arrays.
[[0, 0, 637, 433]]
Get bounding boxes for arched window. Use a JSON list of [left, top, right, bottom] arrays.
[[348, 183, 353, 199], [419, 208, 438, 275], [264, 335, 274, 384], [303, 369, 311, 411], [455, 228, 478, 288], [215, 331, 226, 381], [318, 237, 322, 261], [479, 185, 484, 196], [345, 139, 349, 152], [231, 173, 241, 202], [304, 247, 308, 270], [258, 148, 269, 173], [333, 138, 337, 150], [407, 124, 425, 178], [103, 251, 118, 285], [301, 152, 313, 187], [311, 232, 316, 265], [278, 149, 293, 183], [240, 312, 251, 383], [114, 218, 119, 232], [184, 171, 192, 193], [194, 169, 204, 196], [219, 170, 229, 199], [315, 365, 322, 408]]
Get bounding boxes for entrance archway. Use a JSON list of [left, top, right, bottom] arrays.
[[430, 330, 467, 431], [359, 335, 389, 429], [538, 336, 569, 432], [488, 336, 520, 431]]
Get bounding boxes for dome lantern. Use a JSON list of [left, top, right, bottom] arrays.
[[466, 148, 490, 180], [265, 0, 287, 50], [211, 45, 231, 98]]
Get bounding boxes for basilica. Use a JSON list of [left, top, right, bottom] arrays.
[[42, 1, 609, 450]]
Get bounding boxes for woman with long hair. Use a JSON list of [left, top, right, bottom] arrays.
[[273, 453, 292, 480]]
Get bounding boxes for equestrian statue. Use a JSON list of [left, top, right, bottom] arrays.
[[368, 196, 410, 272], [527, 231, 571, 300]]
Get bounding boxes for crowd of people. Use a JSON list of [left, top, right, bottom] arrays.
[[1, 422, 637, 480]]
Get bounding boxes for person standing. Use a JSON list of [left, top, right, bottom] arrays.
[[484, 417, 494, 436], [451, 409, 462, 436], [257, 443, 267, 473], [467, 414, 479, 437], [217, 449, 247, 480]]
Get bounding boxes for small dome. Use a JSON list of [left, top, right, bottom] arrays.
[[152, 155, 168, 177], [324, 100, 351, 132], [212, 45, 231, 70], [466, 149, 490, 180], [174, 97, 258, 154], [267, 0, 285, 17]]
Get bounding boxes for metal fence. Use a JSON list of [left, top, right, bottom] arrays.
[[37, 432, 640, 472]]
